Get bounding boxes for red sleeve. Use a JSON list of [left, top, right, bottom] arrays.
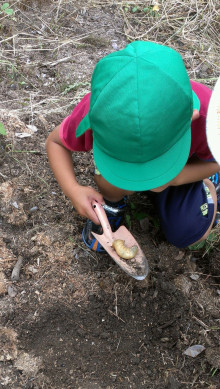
[[189, 81, 214, 161], [59, 93, 93, 151]]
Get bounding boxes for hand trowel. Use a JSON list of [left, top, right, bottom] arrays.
[[91, 201, 149, 280]]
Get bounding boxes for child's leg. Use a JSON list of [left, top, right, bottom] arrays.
[[151, 180, 217, 248], [94, 174, 134, 201], [195, 178, 217, 243]]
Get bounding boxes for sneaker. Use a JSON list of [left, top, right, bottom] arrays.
[[215, 211, 220, 226], [82, 198, 127, 252], [209, 172, 220, 225], [209, 172, 220, 206]]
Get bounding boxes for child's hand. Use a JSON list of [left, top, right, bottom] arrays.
[[69, 185, 104, 225]]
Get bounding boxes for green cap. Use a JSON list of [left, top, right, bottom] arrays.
[[76, 41, 200, 191]]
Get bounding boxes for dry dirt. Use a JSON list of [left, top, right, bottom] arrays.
[[0, 1, 220, 388]]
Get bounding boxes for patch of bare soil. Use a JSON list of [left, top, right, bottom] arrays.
[[0, 1, 220, 388]]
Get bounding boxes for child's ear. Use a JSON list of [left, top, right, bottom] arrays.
[[192, 109, 200, 121]]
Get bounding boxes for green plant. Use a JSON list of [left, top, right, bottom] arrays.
[[0, 3, 14, 16], [0, 122, 7, 135], [123, 2, 159, 16], [189, 228, 220, 255], [61, 82, 89, 95], [210, 367, 218, 377]]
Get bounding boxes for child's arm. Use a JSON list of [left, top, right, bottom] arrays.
[[151, 157, 220, 192], [46, 125, 104, 224], [171, 157, 220, 186]]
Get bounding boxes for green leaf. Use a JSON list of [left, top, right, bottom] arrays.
[[4, 8, 13, 15], [1, 3, 10, 10], [129, 201, 136, 210], [206, 230, 217, 242], [125, 214, 131, 229], [0, 122, 7, 135], [132, 6, 138, 13], [133, 211, 148, 221], [188, 240, 206, 251]]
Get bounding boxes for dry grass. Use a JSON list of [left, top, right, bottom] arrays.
[[0, 0, 219, 119]]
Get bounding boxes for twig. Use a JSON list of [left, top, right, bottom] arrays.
[[0, 258, 17, 262], [55, 0, 63, 22], [116, 337, 121, 351], [108, 309, 125, 323], [0, 172, 8, 179], [11, 256, 23, 281], [114, 284, 118, 317], [192, 315, 209, 330], [42, 56, 72, 67]]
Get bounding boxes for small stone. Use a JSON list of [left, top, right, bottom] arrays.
[[29, 206, 38, 213], [27, 265, 38, 274], [160, 337, 169, 343], [112, 42, 118, 50], [8, 285, 17, 297], [190, 274, 200, 281], [184, 345, 205, 357]]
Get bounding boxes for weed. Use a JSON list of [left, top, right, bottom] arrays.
[[61, 82, 90, 96], [189, 227, 220, 255], [123, 2, 159, 16], [0, 122, 7, 135], [210, 367, 218, 377], [0, 3, 14, 16]]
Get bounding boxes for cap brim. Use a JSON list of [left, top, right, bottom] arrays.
[[93, 127, 191, 191]]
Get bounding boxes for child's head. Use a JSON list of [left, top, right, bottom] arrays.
[[76, 41, 200, 191]]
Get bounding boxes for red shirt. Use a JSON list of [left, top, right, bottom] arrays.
[[60, 80, 214, 161]]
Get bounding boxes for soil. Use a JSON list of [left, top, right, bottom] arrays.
[[0, 1, 220, 388]]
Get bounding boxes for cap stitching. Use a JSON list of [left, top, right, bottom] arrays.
[[90, 57, 134, 115]]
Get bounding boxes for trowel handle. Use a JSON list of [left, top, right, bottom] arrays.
[[92, 201, 113, 242]]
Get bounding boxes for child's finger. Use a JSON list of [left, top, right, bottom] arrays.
[[87, 205, 101, 225]]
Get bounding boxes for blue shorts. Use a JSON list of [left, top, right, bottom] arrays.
[[94, 163, 214, 248], [150, 181, 214, 248]]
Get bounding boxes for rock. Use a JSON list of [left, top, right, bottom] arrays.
[[184, 345, 205, 358], [0, 327, 18, 361], [8, 285, 17, 297]]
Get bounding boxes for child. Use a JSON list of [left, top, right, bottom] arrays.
[[46, 41, 220, 251]]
